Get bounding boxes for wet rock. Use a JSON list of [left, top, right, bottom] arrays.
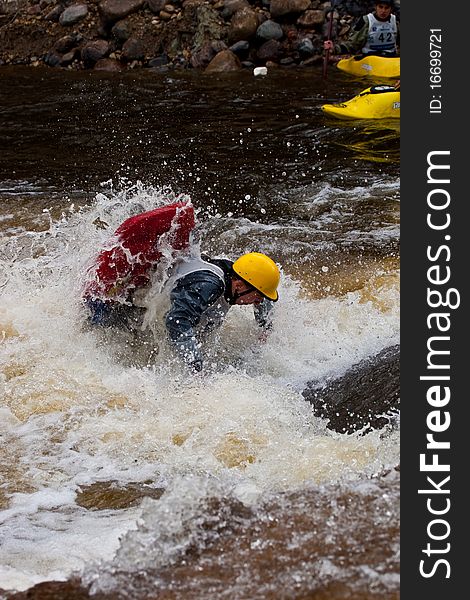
[[228, 7, 258, 44], [302, 345, 400, 434], [205, 48, 241, 72], [297, 9, 324, 28], [295, 36, 314, 58], [2, 579, 93, 599], [111, 19, 131, 42], [76, 480, 164, 509], [5, 476, 399, 599], [60, 49, 79, 65], [148, 53, 169, 67], [229, 39, 249, 57], [81, 39, 110, 66], [220, 0, 249, 20], [43, 50, 62, 67], [98, 0, 145, 26], [94, 57, 123, 70], [256, 19, 283, 42], [190, 40, 216, 68], [58, 4, 88, 27], [256, 38, 282, 62], [54, 35, 77, 54], [44, 4, 64, 21], [121, 36, 144, 60], [269, 0, 311, 19], [211, 39, 227, 53]]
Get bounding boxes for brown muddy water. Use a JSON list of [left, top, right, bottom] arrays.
[[0, 65, 399, 599]]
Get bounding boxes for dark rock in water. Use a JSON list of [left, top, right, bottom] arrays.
[[303, 345, 400, 434], [76, 480, 164, 510], [54, 35, 78, 54], [81, 39, 110, 66], [94, 57, 123, 71], [190, 40, 217, 69], [229, 40, 250, 57], [44, 5, 64, 22], [148, 53, 169, 68], [111, 19, 132, 42], [2, 473, 399, 599], [256, 39, 282, 62], [205, 49, 241, 73], [1, 579, 93, 599], [121, 36, 144, 61], [43, 51, 62, 67], [295, 37, 315, 58]]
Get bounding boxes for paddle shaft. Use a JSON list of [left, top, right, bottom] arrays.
[[322, 6, 335, 79]]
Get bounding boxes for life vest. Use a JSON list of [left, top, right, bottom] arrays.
[[363, 13, 397, 55], [172, 256, 226, 285], [170, 256, 232, 330], [84, 203, 195, 302]]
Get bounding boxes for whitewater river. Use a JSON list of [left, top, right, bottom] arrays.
[[0, 66, 399, 599]]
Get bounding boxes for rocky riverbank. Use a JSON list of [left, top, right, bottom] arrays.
[[0, 0, 398, 73]]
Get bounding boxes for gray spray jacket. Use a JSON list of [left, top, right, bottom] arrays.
[[165, 256, 273, 371]]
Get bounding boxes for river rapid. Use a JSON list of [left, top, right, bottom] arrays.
[[0, 66, 400, 599]]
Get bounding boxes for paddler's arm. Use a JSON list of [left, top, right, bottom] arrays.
[[165, 272, 225, 372], [253, 299, 274, 342], [324, 15, 368, 55]]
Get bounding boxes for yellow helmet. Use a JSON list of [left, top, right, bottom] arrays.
[[232, 252, 280, 301]]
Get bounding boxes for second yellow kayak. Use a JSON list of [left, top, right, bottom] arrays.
[[337, 55, 400, 78], [321, 85, 400, 120]]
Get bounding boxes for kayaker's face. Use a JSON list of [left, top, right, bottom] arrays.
[[375, 4, 392, 20], [231, 279, 264, 305]]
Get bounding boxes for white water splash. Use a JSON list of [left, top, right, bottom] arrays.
[[0, 183, 399, 591]]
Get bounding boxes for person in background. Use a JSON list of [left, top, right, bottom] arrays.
[[324, 0, 399, 58]]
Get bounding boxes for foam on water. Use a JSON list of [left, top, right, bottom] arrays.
[[0, 183, 399, 591]]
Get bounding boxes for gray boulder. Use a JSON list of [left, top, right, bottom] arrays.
[[58, 4, 88, 27], [302, 345, 400, 434]]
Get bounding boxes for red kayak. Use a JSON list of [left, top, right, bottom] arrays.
[[84, 203, 195, 301]]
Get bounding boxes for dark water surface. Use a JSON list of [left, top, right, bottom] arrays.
[[0, 65, 400, 598], [0, 65, 398, 201]]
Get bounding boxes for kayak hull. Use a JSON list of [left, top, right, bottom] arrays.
[[337, 55, 400, 78], [322, 86, 400, 120]]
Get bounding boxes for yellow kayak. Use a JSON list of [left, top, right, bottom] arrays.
[[322, 85, 400, 120], [337, 55, 400, 78]]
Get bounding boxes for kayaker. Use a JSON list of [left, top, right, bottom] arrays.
[[324, 0, 399, 58], [164, 252, 280, 372], [83, 205, 280, 372]]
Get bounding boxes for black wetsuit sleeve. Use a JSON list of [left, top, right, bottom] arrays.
[[253, 299, 274, 330], [165, 271, 225, 371]]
